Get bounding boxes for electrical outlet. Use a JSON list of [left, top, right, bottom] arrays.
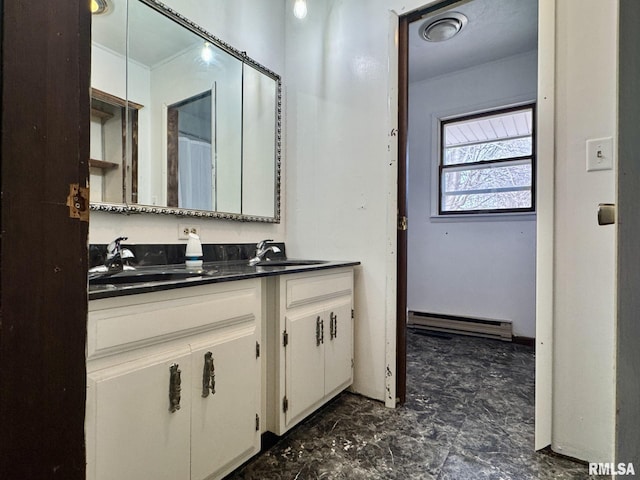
[[178, 224, 200, 240]]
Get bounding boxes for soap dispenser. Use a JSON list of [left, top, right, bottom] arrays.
[[185, 233, 203, 270]]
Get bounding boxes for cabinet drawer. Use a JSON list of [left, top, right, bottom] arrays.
[[88, 280, 261, 360], [284, 269, 353, 309]]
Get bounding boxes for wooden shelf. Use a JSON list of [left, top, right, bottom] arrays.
[[91, 107, 114, 120], [89, 158, 118, 170]]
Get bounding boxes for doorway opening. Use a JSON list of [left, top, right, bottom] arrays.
[[396, 0, 539, 415]]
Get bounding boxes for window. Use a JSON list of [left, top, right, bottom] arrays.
[[439, 105, 535, 215]]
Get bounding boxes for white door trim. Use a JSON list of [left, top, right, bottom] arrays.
[[535, 0, 556, 450]]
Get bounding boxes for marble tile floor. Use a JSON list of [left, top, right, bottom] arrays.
[[228, 330, 603, 480]]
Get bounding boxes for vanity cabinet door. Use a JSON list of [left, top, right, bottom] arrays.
[[284, 307, 326, 428], [190, 326, 261, 480], [272, 268, 355, 435], [86, 347, 192, 480], [323, 299, 353, 397]]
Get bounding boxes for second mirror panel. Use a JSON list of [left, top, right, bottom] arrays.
[[127, 0, 243, 212], [242, 64, 278, 219]]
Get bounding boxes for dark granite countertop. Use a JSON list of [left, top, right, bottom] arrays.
[[88, 259, 360, 301]]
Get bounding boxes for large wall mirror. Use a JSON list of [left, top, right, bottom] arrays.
[[90, 0, 281, 222]]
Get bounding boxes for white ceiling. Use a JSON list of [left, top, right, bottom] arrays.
[[92, 0, 201, 68], [94, 0, 537, 80], [409, 0, 538, 83]]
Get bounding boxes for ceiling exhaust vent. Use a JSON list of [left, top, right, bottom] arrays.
[[419, 12, 468, 42]]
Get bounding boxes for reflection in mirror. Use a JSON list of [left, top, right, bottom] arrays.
[[167, 89, 214, 210], [90, 0, 281, 222], [90, 2, 128, 205], [90, 89, 142, 204], [242, 65, 277, 218], [126, 0, 243, 213]]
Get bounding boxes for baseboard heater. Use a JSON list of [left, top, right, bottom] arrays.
[[408, 311, 512, 342]]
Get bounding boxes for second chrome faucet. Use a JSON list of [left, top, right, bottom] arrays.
[[248, 239, 281, 266]]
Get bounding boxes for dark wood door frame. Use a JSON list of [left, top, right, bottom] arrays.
[[167, 106, 180, 207], [1, 2, 91, 478], [396, 15, 409, 406]]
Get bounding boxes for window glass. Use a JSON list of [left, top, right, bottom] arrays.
[[440, 105, 535, 214]]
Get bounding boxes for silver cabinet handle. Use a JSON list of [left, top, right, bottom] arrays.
[[316, 316, 321, 346], [598, 203, 616, 225], [169, 363, 182, 413], [329, 312, 336, 340], [331, 312, 337, 340], [329, 312, 333, 340], [202, 351, 216, 398]]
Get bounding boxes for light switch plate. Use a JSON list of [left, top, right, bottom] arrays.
[[586, 137, 613, 171]]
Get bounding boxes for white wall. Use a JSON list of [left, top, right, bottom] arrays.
[[89, 0, 286, 244], [552, 0, 617, 462], [407, 51, 537, 338], [283, 0, 402, 402]]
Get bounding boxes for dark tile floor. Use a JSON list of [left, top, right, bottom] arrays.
[[228, 330, 601, 479]]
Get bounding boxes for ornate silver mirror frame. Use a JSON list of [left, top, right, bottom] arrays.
[[90, 0, 282, 223]]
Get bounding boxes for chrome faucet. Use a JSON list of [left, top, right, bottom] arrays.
[[249, 239, 281, 266], [104, 236, 135, 272]]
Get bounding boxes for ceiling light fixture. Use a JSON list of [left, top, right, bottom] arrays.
[[293, 0, 307, 19], [201, 42, 214, 64], [91, 0, 110, 15], [419, 12, 468, 42]]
